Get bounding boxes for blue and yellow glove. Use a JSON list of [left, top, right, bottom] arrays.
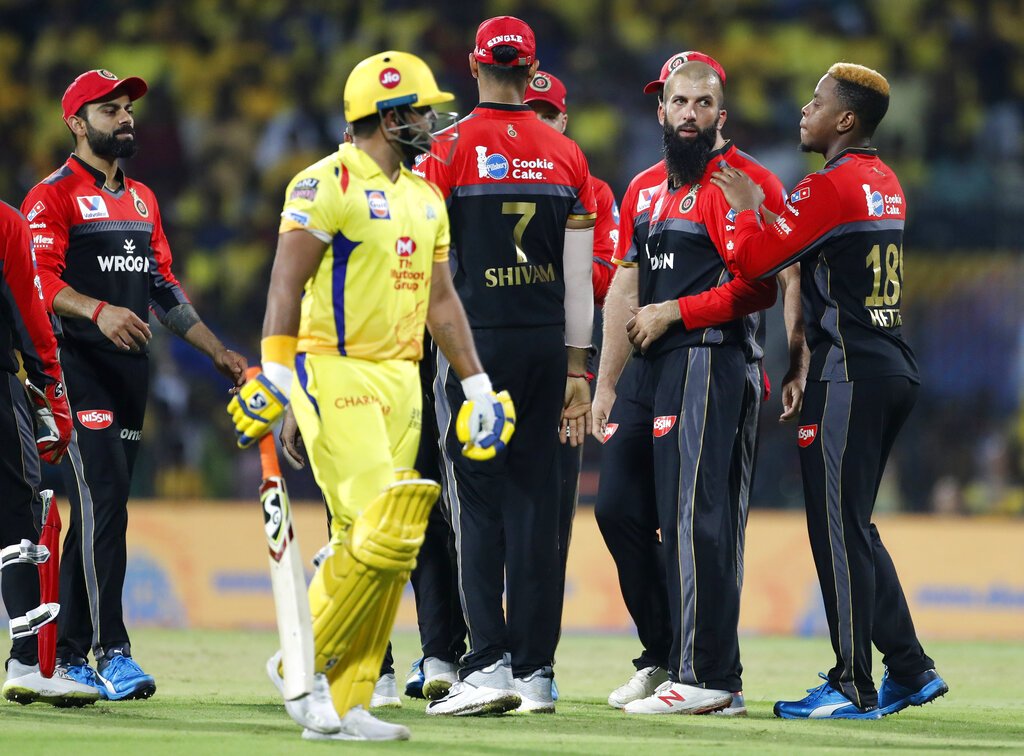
[[456, 373, 516, 461], [227, 367, 290, 448]]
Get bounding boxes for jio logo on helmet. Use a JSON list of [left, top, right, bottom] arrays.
[[380, 67, 401, 89]]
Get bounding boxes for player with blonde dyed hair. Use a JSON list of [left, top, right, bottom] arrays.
[[712, 62, 947, 719]]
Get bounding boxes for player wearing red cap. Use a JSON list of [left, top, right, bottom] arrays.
[[21, 70, 247, 702], [417, 16, 597, 717], [712, 62, 946, 720], [592, 53, 806, 714], [523, 68, 618, 646]]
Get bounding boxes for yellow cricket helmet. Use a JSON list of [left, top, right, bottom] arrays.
[[344, 50, 454, 122]]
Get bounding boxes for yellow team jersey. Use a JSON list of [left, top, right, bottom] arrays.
[[279, 143, 449, 361]]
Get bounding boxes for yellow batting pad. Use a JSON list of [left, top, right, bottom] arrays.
[[309, 478, 440, 675]]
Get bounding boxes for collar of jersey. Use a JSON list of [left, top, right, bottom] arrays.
[[68, 153, 127, 190], [825, 146, 878, 168], [338, 142, 412, 185], [473, 102, 537, 118]]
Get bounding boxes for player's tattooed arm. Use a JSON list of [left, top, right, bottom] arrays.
[[163, 303, 247, 387], [426, 259, 484, 380]]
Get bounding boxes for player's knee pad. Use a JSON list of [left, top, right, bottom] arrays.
[[310, 478, 439, 672]]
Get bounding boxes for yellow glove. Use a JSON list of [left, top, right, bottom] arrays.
[[227, 370, 289, 448], [456, 375, 516, 461]]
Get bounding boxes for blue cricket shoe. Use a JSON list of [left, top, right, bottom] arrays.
[[774, 673, 881, 719], [878, 668, 948, 716], [404, 657, 425, 699], [96, 650, 156, 701], [56, 662, 108, 701]]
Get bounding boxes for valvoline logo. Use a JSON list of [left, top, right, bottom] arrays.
[[77, 409, 113, 430], [365, 190, 391, 219], [653, 415, 677, 438], [380, 67, 401, 89], [396, 237, 416, 256], [797, 424, 818, 448]]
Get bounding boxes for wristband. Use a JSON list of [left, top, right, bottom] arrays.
[[567, 372, 587, 379], [261, 335, 298, 366], [91, 301, 108, 323]]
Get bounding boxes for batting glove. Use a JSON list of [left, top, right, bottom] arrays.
[[456, 374, 516, 461], [228, 367, 290, 448]]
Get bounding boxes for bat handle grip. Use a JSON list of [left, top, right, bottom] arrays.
[[246, 365, 283, 478]]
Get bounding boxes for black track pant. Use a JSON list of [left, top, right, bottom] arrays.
[[800, 377, 933, 709], [1, 373, 43, 666], [651, 346, 748, 692], [594, 355, 670, 671], [436, 326, 565, 679], [56, 342, 148, 665], [410, 345, 466, 666]]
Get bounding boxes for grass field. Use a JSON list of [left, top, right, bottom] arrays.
[[3, 629, 1022, 754]]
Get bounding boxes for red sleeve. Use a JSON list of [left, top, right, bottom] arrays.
[[20, 184, 70, 312], [591, 177, 618, 305], [0, 205, 62, 385], [729, 172, 840, 280], [676, 172, 780, 328], [612, 180, 639, 265], [414, 149, 451, 198], [570, 145, 597, 219], [146, 195, 191, 319]]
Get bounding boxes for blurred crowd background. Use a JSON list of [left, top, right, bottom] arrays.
[[2, 0, 1021, 514]]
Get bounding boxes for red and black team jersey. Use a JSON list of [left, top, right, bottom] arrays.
[[622, 143, 784, 359], [590, 174, 618, 307], [728, 148, 918, 383], [613, 160, 665, 269], [417, 103, 596, 329], [0, 201, 62, 386], [21, 155, 189, 353]]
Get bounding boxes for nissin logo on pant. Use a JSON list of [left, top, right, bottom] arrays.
[[798, 424, 818, 447], [653, 415, 677, 438], [77, 410, 113, 429]]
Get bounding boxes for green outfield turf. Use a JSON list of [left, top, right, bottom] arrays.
[[2, 629, 1022, 754]]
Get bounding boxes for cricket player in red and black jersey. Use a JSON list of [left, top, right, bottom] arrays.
[[712, 63, 947, 719], [599, 57, 795, 715], [0, 201, 98, 705], [21, 70, 246, 701], [592, 53, 806, 712], [416, 16, 596, 716]]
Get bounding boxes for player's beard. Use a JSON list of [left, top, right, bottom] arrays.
[[663, 121, 717, 187], [86, 122, 138, 160]]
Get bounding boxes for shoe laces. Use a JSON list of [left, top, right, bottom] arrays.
[[804, 672, 836, 699], [103, 654, 142, 679], [653, 680, 675, 694]]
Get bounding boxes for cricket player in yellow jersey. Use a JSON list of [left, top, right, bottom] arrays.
[[228, 51, 514, 742]]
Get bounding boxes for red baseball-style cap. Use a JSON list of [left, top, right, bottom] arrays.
[[524, 71, 567, 113], [473, 16, 536, 66], [62, 69, 148, 120], [642, 51, 727, 94]]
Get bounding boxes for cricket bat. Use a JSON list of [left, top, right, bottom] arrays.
[[250, 367, 315, 701], [37, 489, 60, 678]]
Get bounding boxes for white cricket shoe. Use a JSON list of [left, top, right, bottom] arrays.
[[425, 656, 520, 716], [514, 666, 555, 713], [607, 665, 670, 708], [3, 659, 100, 706], [301, 705, 410, 741], [370, 672, 401, 708], [265, 651, 341, 734], [623, 680, 732, 715], [421, 657, 458, 701], [712, 691, 747, 716]]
